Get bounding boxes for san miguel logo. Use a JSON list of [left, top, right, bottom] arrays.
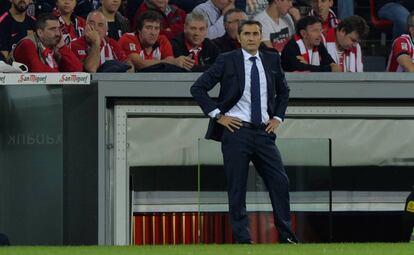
[[17, 74, 47, 83], [59, 74, 89, 83], [0, 75, 5, 84]]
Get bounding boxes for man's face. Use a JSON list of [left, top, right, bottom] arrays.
[[184, 20, 207, 46], [87, 13, 108, 39], [301, 22, 322, 47], [11, 0, 30, 13], [56, 0, 76, 15], [336, 29, 359, 50], [38, 20, 62, 48], [311, 0, 333, 17], [138, 20, 161, 47], [212, 0, 233, 11], [275, 0, 293, 16], [237, 24, 262, 54], [224, 12, 247, 40], [150, 0, 169, 10], [101, 0, 121, 13]]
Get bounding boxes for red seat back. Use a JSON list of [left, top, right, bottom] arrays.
[[369, 0, 393, 30]]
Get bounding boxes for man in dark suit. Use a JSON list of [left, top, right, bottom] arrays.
[[191, 20, 297, 244]]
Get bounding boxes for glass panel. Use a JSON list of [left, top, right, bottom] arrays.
[[197, 138, 332, 243], [0, 84, 97, 245], [0, 86, 63, 245]]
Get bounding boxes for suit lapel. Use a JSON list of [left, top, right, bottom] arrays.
[[260, 51, 274, 94], [234, 49, 245, 95], [260, 51, 275, 115], [259, 52, 275, 102]]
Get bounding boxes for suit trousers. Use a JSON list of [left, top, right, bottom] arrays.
[[221, 126, 294, 243]]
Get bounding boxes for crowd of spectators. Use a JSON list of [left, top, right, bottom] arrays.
[[1, 0, 414, 73]]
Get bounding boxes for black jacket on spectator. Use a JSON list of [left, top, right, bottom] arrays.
[[0, 0, 10, 15], [212, 33, 239, 53], [281, 37, 334, 72], [98, 7, 129, 41], [213, 33, 275, 54], [171, 32, 220, 72]]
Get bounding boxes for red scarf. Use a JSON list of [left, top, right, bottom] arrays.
[[42, 47, 58, 69], [185, 39, 202, 65], [323, 28, 362, 72], [294, 34, 320, 65], [100, 39, 115, 64]]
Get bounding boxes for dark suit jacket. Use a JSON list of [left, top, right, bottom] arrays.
[[190, 49, 290, 141], [281, 38, 334, 72]]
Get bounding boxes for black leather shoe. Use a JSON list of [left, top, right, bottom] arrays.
[[237, 240, 254, 244], [280, 236, 298, 244]]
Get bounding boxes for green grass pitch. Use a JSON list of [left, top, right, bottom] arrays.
[[0, 243, 413, 255]]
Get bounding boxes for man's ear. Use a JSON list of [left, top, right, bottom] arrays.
[[237, 34, 241, 43], [299, 29, 306, 38], [36, 28, 42, 38], [409, 26, 414, 37]]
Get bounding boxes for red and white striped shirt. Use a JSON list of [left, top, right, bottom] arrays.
[[323, 28, 363, 72], [386, 34, 414, 72]]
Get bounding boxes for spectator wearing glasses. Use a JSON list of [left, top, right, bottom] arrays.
[[0, 0, 36, 59], [387, 11, 414, 72], [70, 11, 133, 72], [281, 15, 340, 72], [119, 10, 194, 71], [10, 13, 82, 72], [323, 15, 369, 72], [212, 8, 247, 53]]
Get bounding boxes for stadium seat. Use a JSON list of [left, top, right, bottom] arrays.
[[369, 0, 393, 46]]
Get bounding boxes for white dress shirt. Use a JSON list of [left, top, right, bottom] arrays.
[[209, 49, 281, 123]]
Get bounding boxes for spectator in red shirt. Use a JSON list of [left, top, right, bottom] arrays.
[[309, 0, 339, 36], [71, 10, 133, 72], [323, 15, 369, 72], [53, 0, 86, 45], [132, 0, 186, 40], [119, 10, 194, 71], [10, 13, 82, 72], [387, 11, 414, 72]]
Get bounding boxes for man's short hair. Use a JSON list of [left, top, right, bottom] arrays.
[[135, 10, 163, 32], [86, 10, 108, 27], [337, 15, 369, 39], [296, 16, 322, 35], [185, 11, 208, 27], [35, 13, 59, 31], [238, 20, 262, 35], [223, 8, 246, 23], [407, 11, 414, 29]]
